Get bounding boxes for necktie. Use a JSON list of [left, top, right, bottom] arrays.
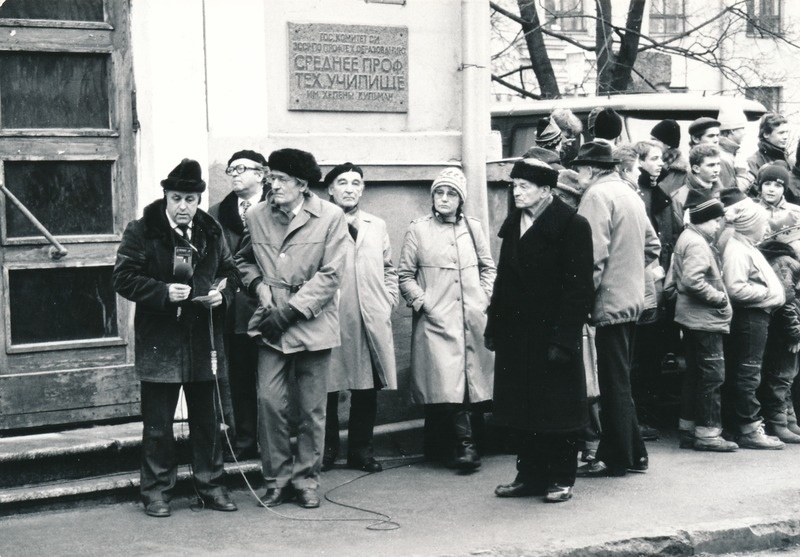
[[177, 224, 190, 239], [240, 200, 251, 227], [348, 223, 358, 241]]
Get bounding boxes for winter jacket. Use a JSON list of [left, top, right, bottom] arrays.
[[759, 240, 800, 343], [398, 213, 496, 405], [718, 136, 750, 193], [487, 196, 593, 433], [328, 209, 399, 392], [577, 172, 660, 326], [757, 197, 800, 232], [235, 192, 349, 354], [208, 189, 267, 335], [671, 225, 732, 333], [722, 232, 785, 311], [112, 198, 236, 383], [638, 169, 681, 271]]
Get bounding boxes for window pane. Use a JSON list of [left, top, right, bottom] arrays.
[[0, 52, 109, 129], [8, 266, 118, 345], [0, 0, 104, 22], [4, 161, 114, 237]]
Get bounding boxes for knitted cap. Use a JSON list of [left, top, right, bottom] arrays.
[[510, 158, 558, 188], [431, 167, 467, 201], [757, 163, 789, 188], [535, 117, 562, 146], [725, 196, 768, 239], [593, 108, 623, 141], [688, 194, 725, 225], [651, 119, 681, 150]]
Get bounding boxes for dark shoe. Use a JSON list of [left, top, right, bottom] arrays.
[[494, 481, 544, 498], [296, 487, 320, 509], [639, 424, 660, 441], [321, 446, 338, 472], [259, 486, 295, 507], [679, 429, 695, 449], [693, 436, 738, 452], [145, 500, 171, 518], [201, 492, 238, 512], [628, 456, 648, 473], [576, 460, 626, 478], [347, 456, 383, 473], [544, 484, 573, 503]]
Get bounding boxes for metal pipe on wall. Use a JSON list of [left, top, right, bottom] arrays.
[[461, 0, 491, 232]]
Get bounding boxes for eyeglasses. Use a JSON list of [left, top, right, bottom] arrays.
[[225, 165, 262, 176]]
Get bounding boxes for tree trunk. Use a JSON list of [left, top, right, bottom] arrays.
[[595, 0, 615, 94], [516, 0, 560, 98], [610, 0, 646, 93]]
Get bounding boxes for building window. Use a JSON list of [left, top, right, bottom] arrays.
[[746, 86, 782, 113], [543, 0, 585, 33], [746, 0, 782, 37], [650, 0, 686, 35]]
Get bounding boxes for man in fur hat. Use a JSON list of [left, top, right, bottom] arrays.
[[235, 148, 348, 509], [208, 149, 269, 462], [113, 158, 239, 517]]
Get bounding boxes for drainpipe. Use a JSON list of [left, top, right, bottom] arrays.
[[461, 0, 491, 231]]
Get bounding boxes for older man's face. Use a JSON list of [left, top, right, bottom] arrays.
[[328, 170, 364, 211], [512, 178, 549, 209], [164, 190, 199, 226], [270, 170, 305, 209]]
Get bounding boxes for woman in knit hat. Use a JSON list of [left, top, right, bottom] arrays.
[[721, 195, 786, 449], [398, 167, 496, 472]]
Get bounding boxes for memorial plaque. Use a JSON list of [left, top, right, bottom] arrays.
[[288, 23, 408, 113]]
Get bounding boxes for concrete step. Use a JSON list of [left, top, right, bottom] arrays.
[[0, 418, 425, 517]]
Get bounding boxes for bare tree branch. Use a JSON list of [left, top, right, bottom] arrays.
[[491, 74, 542, 99]]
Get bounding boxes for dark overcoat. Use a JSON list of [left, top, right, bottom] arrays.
[[485, 195, 594, 433], [208, 190, 266, 335], [113, 198, 236, 383]]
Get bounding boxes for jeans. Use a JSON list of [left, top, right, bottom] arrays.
[[723, 307, 770, 434], [680, 329, 725, 436]]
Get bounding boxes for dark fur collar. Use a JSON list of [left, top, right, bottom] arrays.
[[498, 195, 575, 241]]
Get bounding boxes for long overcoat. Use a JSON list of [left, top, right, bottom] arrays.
[[485, 196, 594, 433], [112, 198, 236, 383], [397, 213, 496, 405], [208, 189, 267, 335], [235, 192, 348, 354], [328, 210, 399, 392]]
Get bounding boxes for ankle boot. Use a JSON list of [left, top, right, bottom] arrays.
[[765, 423, 800, 444], [452, 410, 481, 470]]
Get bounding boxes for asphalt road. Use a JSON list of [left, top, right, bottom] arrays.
[[2, 432, 800, 557]]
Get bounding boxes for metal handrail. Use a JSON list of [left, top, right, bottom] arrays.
[[0, 179, 68, 260]]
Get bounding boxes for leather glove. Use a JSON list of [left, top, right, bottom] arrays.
[[259, 303, 303, 343], [547, 344, 572, 366]]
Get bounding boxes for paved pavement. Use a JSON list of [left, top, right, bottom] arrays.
[[1, 428, 800, 557]]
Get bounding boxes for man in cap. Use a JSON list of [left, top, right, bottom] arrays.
[[488, 158, 594, 503], [235, 148, 348, 509], [208, 149, 269, 462], [321, 163, 399, 473], [113, 158, 238, 517], [572, 142, 659, 478], [718, 106, 750, 193]]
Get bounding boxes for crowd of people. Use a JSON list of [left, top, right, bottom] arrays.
[[112, 105, 800, 518]]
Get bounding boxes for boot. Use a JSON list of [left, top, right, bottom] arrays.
[[693, 436, 738, 452], [678, 429, 694, 449], [786, 408, 800, 436], [737, 424, 785, 450], [452, 410, 481, 471], [765, 423, 800, 444]]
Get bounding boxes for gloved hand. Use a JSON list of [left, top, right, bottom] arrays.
[[259, 303, 303, 343], [547, 344, 572, 366]]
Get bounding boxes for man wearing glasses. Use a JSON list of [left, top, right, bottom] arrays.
[[235, 148, 348, 509], [209, 150, 269, 463]]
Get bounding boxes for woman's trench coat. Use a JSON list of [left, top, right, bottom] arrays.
[[328, 210, 399, 392], [398, 213, 496, 405], [485, 196, 594, 433], [112, 198, 236, 383]]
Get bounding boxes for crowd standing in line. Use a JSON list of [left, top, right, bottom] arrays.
[[115, 107, 800, 518]]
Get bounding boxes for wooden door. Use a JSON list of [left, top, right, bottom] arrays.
[[0, 0, 137, 430]]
